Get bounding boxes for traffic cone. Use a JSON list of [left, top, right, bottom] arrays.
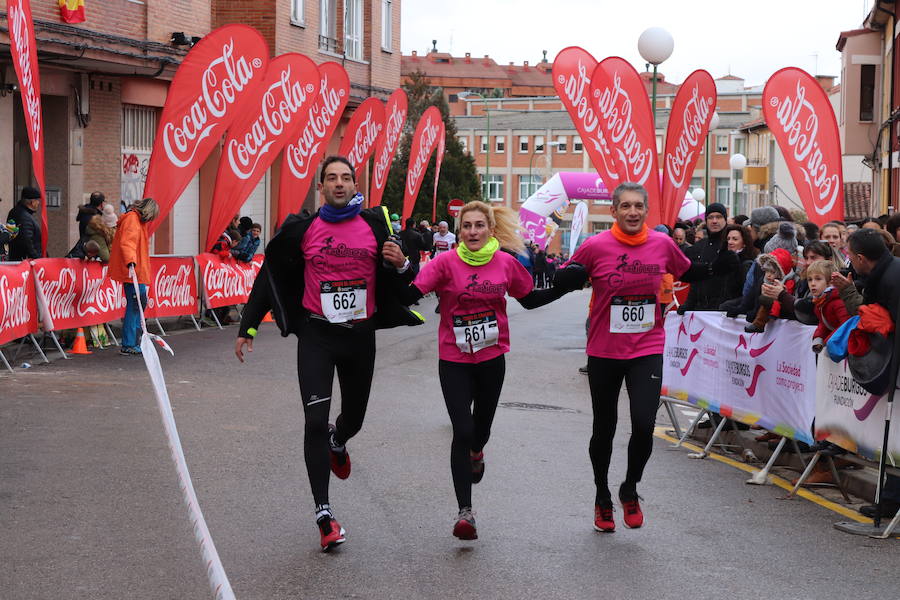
[[262, 311, 275, 323], [70, 327, 92, 355]]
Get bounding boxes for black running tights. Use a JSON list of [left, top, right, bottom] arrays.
[[587, 354, 663, 504], [297, 320, 376, 507], [438, 355, 506, 510]]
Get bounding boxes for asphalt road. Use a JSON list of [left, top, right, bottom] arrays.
[[2, 290, 898, 600]]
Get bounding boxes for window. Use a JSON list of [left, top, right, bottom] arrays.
[[459, 137, 469, 154], [481, 174, 504, 201], [716, 177, 730, 207], [519, 175, 542, 201], [535, 135, 545, 153], [291, 0, 304, 25], [480, 136, 488, 153], [381, 0, 392, 50], [556, 135, 567, 152], [122, 105, 157, 150], [495, 136, 505, 153], [519, 135, 529, 153], [592, 222, 611, 233], [573, 135, 583, 153], [656, 134, 663, 153], [343, 0, 363, 60], [860, 63, 876, 122], [715, 135, 728, 154], [319, 0, 338, 52]]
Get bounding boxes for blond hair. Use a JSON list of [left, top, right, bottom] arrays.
[[457, 201, 524, 254], [806, 259, 835, 280], [131, 197, 159, 223]]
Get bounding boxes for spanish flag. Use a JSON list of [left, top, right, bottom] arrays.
[[59, 0, 85, 24]]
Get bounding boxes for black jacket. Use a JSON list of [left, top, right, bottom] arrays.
[[76, 204, 102, 239], [6, 201, 42, 260], [861, 253, 900, 322], [682, 230, 741, 310], [238, 207, 424, 338], [399, 227, 425, 266]]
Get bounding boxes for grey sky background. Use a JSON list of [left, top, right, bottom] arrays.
[[401, 0, 872, 86]]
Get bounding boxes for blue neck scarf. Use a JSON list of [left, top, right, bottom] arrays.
[[319, 193, 364, 223]]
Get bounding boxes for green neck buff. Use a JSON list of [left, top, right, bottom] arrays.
[[457, 237, 500, 266]]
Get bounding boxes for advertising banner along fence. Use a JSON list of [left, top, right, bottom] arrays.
[[337, 96, 385, 175], [762, 67, 844, 226], [0, 261, 39, 345], [145, 257, 199, 319], [31, 258, 126, 331], [402, 106, 443, 222], [144, 25, 270, 233], [7, 0, 47, 254], [662, 312, 817, 445], [369, 89, 408, 207], [196, 253, 264, 309]]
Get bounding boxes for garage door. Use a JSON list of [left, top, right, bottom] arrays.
[[172, 172, 200, 255]]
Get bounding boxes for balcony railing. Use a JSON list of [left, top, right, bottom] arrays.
[[318, 35, 339, 53]]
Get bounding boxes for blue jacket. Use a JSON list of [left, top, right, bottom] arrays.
[[231, 233, 261, 263]]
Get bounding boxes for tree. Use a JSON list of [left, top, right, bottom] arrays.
[[382, 71, 481, 224]]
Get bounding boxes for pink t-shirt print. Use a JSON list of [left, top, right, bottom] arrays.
[[570, 230, 691, 360], [413, 250, 534, 364], [301, 216, 378, 321]]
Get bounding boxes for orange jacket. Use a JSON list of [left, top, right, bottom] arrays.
[[108, 210, 151, 284]]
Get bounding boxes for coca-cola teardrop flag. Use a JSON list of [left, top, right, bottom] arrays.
[[553, 47, 620, 200], [207, 53, 320, 250], [278, 62, 350, 224], [370, 89, 408, 207], [145, 25, 269, 234], [7, 0, 47, 255], [402, 106, 443, 222], [661, 70, 716, 226], [590, 57, 662, 226], [763, 67, 844, 225], [337, 97, 385, 176], [432, 120, 446, 222], [0, 261, 38, 346]]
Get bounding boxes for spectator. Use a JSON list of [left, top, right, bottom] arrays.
[[733, 214, 749, 226], [744, 247, 797, 333], [83, 240, 102, 261], [6, 186, 43, 260], [238, 216, 254, 238], [398, 217, 425, 275], [108, 197, 158, 356], [801, 221, 820, 242], [672, 224, 690, 252], [390, 213, 401, 234], [821, 222, 849, 267], [226, 214, 242, 243], [76, 192, 105, 239], [748, 206, 781, 251], [231, 223, 262, 263], [805, 259, 851, 353], [102, 203, 119, 228], [417, 219, 434, 263], [84, 214, 114, 262], [1, 197, 15, 260], [861, 218, 881, 231], [679, 203, 741, 311], [210, 231, 235, 259], [533, 247, 548, 288]]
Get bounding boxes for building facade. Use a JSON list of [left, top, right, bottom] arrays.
[[1, 0, 401, 257]]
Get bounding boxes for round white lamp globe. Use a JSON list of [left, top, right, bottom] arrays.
[[691, 188, 706, 203], [638, 27, 674, 65], [729, 153, 747, 170]]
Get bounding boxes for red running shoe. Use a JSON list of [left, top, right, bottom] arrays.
[[452, 508, 478, 540], [593, 503, 615, 532], [471, 451, 485, 484], [318, 516, 346, 552], [619, 485, 644, 529], [328, 424, 351, 479]]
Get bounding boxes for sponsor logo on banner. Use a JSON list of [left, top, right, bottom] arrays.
[[661, 70, 716, 226], [0, 263, 38, 345], [32, 259, 126, 330], [763, 67, 844, 225], [337, 97, 386, 174], [402, 106, 444, 222], [370, 89, 408, 207], [144, 25, 269, 233], [197, 254, 263, 309], [145, 258, 198, 318]]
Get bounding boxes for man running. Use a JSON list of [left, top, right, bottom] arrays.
[[234, 156, 422, 551], [553, 182, 735, 532], [431, 221, 458, 313]]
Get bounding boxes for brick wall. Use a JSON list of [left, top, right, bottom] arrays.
[[28, 0, 147, 41], [213, 0, 277, 49], [83, 77, 122, 210], [148, 0, 212, 44]]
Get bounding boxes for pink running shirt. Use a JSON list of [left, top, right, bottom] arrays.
[[301, 216, 378, 321], [570, 230, 690, 359], [414, 250, 533, 363]]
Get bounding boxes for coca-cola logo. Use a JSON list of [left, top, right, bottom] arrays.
[[38, 267, 78, 320], [0, 271, 32, 332], [154, 264, 195, 308], [593, 69, 653, 186], [9, 3, 41, 152], [373, 103, 407, 189], [665, 84, 713, 189], [38, 265, 125, 321], [346, 108, 383, 170], [76, 265, 125, 316], [769, 79, 840, 216], [227, 65, 316, 180], [163, 39, 260, 168], [286, 74, 346, 180], [203, 261, 248, 300], [406, 116, 440, 196]]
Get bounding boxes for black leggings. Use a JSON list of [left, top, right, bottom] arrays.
[[297, 319, 376, 507], [438, 355, 506, 509], [587, 354, 663, 504]]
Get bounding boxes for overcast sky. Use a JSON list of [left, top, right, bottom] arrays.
[[401, 0, 872, 86]]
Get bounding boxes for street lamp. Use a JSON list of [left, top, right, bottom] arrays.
[[528, 140, 562, 199], [729, 152, 747, 215], [704, 111, 719, 207], [638, 27, 674, 128]]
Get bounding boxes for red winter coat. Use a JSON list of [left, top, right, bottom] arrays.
[[812, 288, 851, 346]]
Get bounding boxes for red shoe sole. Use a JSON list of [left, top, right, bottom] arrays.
[[330, 453, 351, 479], [593, 522, 616, 532], [453, 520, 478, 540]]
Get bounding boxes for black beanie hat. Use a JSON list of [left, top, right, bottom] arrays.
[[21, 186, 41, 200], [706, 202, 727, 219]]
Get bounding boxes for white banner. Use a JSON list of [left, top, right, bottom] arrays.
[[662, 312, 817, 445], [568, 201, 588, 257], [815, 358, 900, 465]]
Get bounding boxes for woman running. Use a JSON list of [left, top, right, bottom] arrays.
[[553, 182, 734, 532], [402, 201, 562, 540]]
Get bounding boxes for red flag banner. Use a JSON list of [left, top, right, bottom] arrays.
[[195, 253, 263, 309], [552, 47, 620, 200], [31, 258, 126, 330], [7, 0, 47, 255], [763, 67, 844, 225], [58, 0, 85, 23], [432, 121, 446, 223], [0, 261, 39, 345], [590, 57, 662, 226], [370, 89, 408, 207], [278, 62, 349, 224], [402, 105, 443, 222], [661, 70, 716, 226], [145, 257, 199, 319], [144, 25, 269, 234], [337, 97, 385, 176], [207, 53, 320, 250]]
